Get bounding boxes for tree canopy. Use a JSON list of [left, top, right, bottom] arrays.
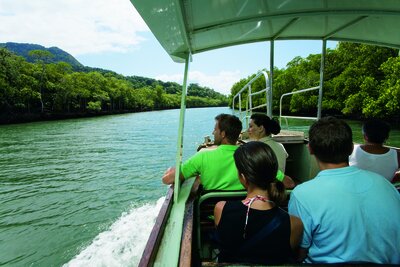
[[230, 42, 399, 120], [0, 47, 228, 123]]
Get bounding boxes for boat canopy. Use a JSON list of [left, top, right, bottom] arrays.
[[131, 0, 400, 62]]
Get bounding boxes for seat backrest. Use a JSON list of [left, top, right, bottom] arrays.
[[196, 190, 247, 260]]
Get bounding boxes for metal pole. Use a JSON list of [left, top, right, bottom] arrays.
[[239, 94, 242, 118], [248, 85, 252, 112], [174, 54, 190, 203], [249, 85, 252, 111], [318, 40, 326, 119], [268, 40, 274, 118]]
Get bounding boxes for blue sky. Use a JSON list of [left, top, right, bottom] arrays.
[[0, 0, 336, 95]]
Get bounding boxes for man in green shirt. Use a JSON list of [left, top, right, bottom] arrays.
[[162, 114, 244, 190]]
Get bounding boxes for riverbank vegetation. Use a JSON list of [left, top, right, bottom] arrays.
[[0, 47, 227, 124], [230, 43, 400, 121]]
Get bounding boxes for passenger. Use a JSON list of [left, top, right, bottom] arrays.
[[349, 119, 400, 182], [248, 113, 295, 188], [162, 114, 244, 190], [248, 114, 288, 171], [289, 117, 400, 264], [213, 141, 303, 265]]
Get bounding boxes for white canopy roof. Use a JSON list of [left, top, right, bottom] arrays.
[[130, 0, 400, 62]]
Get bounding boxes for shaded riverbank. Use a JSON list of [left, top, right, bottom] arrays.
[[0, 111, 129, 125], [0, 104, 227, 125]]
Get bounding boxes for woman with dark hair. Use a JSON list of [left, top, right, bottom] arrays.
[[248, 113, 295, 188], [214, 141, 303, 265], [349, 119, 400, 182], [248, 113, 288, 172]]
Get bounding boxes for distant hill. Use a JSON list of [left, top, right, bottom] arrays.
[[125, 76, 227, 98], [0, 42, 83, 68]]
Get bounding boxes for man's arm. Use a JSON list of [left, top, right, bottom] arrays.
[[288, 192, 312, 263], [276, 170, 296, 189], [162, 167, 184, 185], [282, 175, 296, 189], [392, 149, 400, 183]]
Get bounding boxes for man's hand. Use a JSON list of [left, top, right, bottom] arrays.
[[162, 167, 176, 185], [283, 175, 296, 189], [296, 248, 308, 263]]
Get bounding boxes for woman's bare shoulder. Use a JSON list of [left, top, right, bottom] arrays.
[[214, 201, 227, 226]]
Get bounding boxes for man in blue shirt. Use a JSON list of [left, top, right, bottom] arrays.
[[289, 117, 400, 264]]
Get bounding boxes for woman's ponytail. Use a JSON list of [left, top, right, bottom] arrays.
[[268, 181, 286, 206]]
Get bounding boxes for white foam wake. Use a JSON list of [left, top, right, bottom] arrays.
[[64, 197, 165, 267]]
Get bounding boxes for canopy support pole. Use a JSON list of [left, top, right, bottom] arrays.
[[318, 40, 326, 119], [268, 40, 274, 118], [174, 54, 191, 203]]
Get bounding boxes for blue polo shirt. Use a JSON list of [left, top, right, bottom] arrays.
[[289, 166, 400, 264]]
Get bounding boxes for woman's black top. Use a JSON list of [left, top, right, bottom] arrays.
[[215, 200, 293, 265]]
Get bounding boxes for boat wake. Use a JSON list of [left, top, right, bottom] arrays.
[[63, 197, 165, 267]]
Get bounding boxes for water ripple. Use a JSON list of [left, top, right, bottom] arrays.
[[0, 107, 229, 266]]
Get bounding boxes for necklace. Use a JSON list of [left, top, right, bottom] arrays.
[[243, 195, 274, 239], [243, 195, 273, 206]]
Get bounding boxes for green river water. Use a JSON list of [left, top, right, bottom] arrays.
[[0, 107, 399, 266]]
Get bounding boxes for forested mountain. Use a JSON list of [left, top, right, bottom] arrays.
[[1, 42, 226, 99], [230, 42, 400, 120], [0, 45, 228, 124], [0, 42, 83, 69]]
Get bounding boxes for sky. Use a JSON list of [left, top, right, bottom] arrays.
[[0, 0, 337, 95]]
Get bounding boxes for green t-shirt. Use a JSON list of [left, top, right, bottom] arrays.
[[181, 145, 244, 191]]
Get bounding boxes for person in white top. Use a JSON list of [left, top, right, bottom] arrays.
[[248, 113, 295, 188], [349, 119, 400, 182]]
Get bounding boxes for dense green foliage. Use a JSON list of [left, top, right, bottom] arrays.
[[0, 47, 227, 122], [124, 76, 227, 100], [230, 43, 400, 120]]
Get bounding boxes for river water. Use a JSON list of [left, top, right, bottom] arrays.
[[0, 107, 399, 266]]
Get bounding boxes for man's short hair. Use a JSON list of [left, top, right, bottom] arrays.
[[362, 119, 390, 144], [215, 114, 242, 144], [309, 117, 353, 164]]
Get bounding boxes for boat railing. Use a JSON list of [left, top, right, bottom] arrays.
[[232, 70, 270, 127], [138, 187, 174, 267], [279, 86, 320, 128], [232, 71, 321, 130]]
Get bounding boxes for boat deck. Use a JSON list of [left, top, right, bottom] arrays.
[[239, 130, 305, 144], [272, 130, 305, 144]]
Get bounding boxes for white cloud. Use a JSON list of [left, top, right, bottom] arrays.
[[156, 70, 241, 95], [0, 0, 148, 56], [0, 0, 241, 94]]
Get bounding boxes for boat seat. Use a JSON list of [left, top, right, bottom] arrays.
[[195, 190, 247, 261]]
